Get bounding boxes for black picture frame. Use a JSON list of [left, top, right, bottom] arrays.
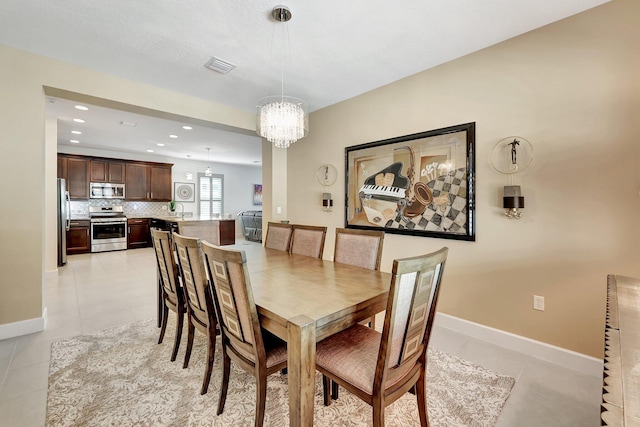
[[344, 122, 476, 241]]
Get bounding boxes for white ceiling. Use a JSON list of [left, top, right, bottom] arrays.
[[1, 0, 608, 164]]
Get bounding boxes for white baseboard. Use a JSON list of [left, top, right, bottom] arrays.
[[0, 308, 47, 340], [434, 313, 603, 377], [45, 269, 58, 279]]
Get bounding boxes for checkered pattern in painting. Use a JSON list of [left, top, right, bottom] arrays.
[[386, 168, 467, 233]]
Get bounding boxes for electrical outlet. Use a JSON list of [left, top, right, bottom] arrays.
[[533, 295, 545, 311]]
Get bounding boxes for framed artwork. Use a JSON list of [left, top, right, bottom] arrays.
[[174, 182, 195, 202], [253, 184, 263, 205], [345, 122, 476, 241]]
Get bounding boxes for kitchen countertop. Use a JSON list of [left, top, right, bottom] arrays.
[[147, 216, 236, 222]]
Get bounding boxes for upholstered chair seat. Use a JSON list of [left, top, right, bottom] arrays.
[[229, 330, 287, 367]]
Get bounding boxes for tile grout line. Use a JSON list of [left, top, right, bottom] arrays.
[[0, 339, 18, 394]]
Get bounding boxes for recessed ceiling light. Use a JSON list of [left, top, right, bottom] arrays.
[[169, 134, 178, 139], [119, 121, 137, 127], [156, 143, 165, 147], [147, 149, 154, 153], [73, 118, 85, 123], [182, 126, 193, 130], [71, 130, 82, 135], [70, 139, 79, 143], [74, 105, 89, 111]]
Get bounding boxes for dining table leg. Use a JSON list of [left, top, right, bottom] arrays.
[[287, 315, 316, 427]]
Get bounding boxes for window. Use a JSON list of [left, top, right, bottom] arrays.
[[198, 173, 223, 217]]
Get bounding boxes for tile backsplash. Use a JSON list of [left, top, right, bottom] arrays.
[[70, 200, 191, 219]]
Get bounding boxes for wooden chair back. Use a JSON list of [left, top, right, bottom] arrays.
[[334, 228, 384, 270], [150, 227, 186, 362], [151, 228, 180, 302], [264, 222, 293, 252], [200, 242, 266, 365], [376, 247, 448, 392], [290, 224, 328, 259], [172, 232, 214, 329]]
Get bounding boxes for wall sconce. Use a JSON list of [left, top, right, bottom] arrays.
[[322, 192, 333, 212], [503, 185, 524, 219], [185, 172, 193, 180]]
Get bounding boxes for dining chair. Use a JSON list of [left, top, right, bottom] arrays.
[[316, 247, 449, 427], [264, 222, 293, 252], [334, 227, 384, 271], [200, 241, 288, 427], [334, 227, 385, 334], [150, 228, 185, 362], [172, 232, 218, 395], [290, 224, 328, 258]]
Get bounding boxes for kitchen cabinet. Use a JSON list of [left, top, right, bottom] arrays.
[[125, 162, 172, 201], [149, 165, 172, 201], [57, 155, 89, 200], [67, 220, 91, 254], [57, 154, 172, 201], [90, 159, 124, 183], [127, 218, 151, 249]]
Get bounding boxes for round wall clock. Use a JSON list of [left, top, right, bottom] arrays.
[[489, 136, 534, 175], [316, 164, 338, 186]]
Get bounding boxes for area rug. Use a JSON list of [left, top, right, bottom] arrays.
[[46, 318, 514, 426]]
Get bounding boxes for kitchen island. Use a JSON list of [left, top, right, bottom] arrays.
[[151, 216, 236, 246]]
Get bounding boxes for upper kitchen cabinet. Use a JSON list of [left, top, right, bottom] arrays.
[[125, 162, 172, 201], [90, 159, 125, 183], [57, 154, 89, 200]]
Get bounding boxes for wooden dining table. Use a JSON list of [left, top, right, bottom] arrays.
[[230, 243, 391, 427]]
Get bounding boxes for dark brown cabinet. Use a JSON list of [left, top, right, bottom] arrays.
[[90, 159, 124, 183], [67, 220, 91, 254], [127, 218, 151, 249], [125, 162, 172, 201], [57, 154, 172, 201], [218, 220, 236, 245], [57, 155, 89, 200]]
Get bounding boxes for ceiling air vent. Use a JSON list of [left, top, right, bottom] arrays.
[[204, 56, 236, 74]]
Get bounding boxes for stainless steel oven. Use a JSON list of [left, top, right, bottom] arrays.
[[89, 206, 127, 252]]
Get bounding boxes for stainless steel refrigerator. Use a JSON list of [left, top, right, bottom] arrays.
[[57, 178, 70, 266]]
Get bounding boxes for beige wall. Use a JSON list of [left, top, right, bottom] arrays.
[[287, 0, 640, 358], [0, 44, 256, 328]]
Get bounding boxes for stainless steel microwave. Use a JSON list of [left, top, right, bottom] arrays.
[[90, 182, 125, 199]]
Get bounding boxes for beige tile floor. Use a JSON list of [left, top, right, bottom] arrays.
[[0, 242, 603, 426]]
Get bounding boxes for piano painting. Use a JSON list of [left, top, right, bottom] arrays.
[[345, 122, 476, 241], [357, 162, 409, 222]]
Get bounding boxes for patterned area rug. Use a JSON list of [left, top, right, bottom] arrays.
[[46, 318, 514, 426]]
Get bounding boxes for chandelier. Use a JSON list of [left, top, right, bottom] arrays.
[[256, 5, 308, 149]]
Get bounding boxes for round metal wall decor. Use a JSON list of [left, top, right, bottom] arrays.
[[489, 136, 534, 175], [176, 184, 193, 200]]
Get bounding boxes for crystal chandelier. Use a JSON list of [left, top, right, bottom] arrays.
[[256, 5, 308, 149], [204, 147, 213, 176]]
